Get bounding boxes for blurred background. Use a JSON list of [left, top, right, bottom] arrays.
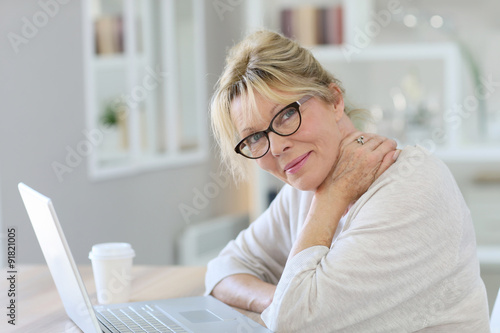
[[0, 0, 499, 313]]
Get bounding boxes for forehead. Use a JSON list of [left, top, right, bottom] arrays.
[[230, 92, 281, 138]]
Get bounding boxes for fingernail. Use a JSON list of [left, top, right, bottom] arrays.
[[393, 150, 401, 161]]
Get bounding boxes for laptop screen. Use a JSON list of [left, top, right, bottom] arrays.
[[18, 183, 102, 333]]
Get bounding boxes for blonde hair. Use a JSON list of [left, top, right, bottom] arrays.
[[211, 30, 368, 182]]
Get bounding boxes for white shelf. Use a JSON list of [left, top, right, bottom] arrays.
[[311, 42, 460, 62], [436, 147, 500, 163], [83, 0, 208, 181], [90, 150, 208, 182], [477, 246, 500, 269], [93, 54, 147, 70]]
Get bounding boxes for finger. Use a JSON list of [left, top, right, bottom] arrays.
[[342, 131, 365, 147], [344, 132, 384, 148], [373, 137, 397, 154], [375, 149, 400, 179], [360, 134, 396, 155], [363, 134, 396, 149], [362, 135, 384, 149]]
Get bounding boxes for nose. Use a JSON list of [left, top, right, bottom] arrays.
[[268, 132, 291, 156]]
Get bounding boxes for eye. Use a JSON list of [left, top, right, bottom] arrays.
[[283, 108, 297, 120], [247, 132, 265, 145], [274, 107, 298, 127]]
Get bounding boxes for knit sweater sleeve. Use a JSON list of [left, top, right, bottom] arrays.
[[261, 146, 490, 332], [204, 185, 297, 295]]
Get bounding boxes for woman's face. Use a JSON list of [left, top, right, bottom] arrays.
[[231, 90, 346, 191]]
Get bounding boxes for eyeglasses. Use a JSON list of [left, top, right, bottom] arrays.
[[234, 95, 312, 159]]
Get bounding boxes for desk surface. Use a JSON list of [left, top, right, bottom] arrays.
[[0, 265, 263, 333]]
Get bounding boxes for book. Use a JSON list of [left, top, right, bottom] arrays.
[[95, 15, 123, 55], [294, 6, 320, 46], [280, 8, 294, 39], [280, 4, 343, 46]]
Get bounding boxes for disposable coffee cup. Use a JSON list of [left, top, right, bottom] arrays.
[[89, 242, 135, 304]]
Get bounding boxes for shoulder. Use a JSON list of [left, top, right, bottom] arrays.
[[388, 145, 449, 180], [352, 144, 468, 226], [379, 145, 459, 198]]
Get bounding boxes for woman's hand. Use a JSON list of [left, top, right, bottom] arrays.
[[289, 132, 398, 259], [317, 132, 399, 204]]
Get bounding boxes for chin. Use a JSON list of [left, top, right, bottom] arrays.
[[294, 185, 317, 192], [287, 176, 322, 192]]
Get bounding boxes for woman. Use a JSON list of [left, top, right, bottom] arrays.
[[205, 30, 490, 332]]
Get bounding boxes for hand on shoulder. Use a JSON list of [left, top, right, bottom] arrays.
[[317, 131, 399, 204]]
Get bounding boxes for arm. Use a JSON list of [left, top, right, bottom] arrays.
[[211, 274, 276, 313], [205, 185, 300, 312], [207, 132, 397, 314], [262, 146, 482, 332], [288, 131, 398, 258]]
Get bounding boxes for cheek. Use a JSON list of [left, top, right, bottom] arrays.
[[256, 155, 275, 173], [256, 156, 286, 180], [302, 121, 341, 170], [300, 121, 339, 149]]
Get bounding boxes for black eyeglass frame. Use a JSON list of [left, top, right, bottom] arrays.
[[234, 95, 313, 159]]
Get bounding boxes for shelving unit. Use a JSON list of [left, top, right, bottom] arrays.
[[244, 0, 500, 218], [82, 0, 208, 181]]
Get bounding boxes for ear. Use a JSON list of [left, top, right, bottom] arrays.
[[328, 82, 345, 122]]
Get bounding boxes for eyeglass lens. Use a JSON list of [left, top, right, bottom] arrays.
[[239, 104, 301, 158]]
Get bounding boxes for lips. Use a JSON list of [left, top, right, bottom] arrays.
[[284, 152, 311, 174]]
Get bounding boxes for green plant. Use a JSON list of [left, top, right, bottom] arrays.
[[100, 99, 126, 127]]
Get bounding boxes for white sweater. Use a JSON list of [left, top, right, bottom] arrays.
[[205, 146, 490, 332]]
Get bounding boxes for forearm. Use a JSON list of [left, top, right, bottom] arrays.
[[289, 189, 349, 258], [211, 274, 276, 313], [288, 132, 398, 259]]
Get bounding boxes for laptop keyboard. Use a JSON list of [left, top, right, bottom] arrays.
[[96, 304, 189, 333]]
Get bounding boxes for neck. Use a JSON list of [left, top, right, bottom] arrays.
[[338, 113, 359, 139]]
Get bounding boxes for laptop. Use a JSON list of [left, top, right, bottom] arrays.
[[18, 183, 271, 333]]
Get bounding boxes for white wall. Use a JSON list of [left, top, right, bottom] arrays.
[[0, 0, 247, 266]]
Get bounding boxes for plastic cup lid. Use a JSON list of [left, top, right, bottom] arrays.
[[88, 242, 135, 260]]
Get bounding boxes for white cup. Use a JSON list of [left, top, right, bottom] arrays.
[[88, 242, 135, 304]]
